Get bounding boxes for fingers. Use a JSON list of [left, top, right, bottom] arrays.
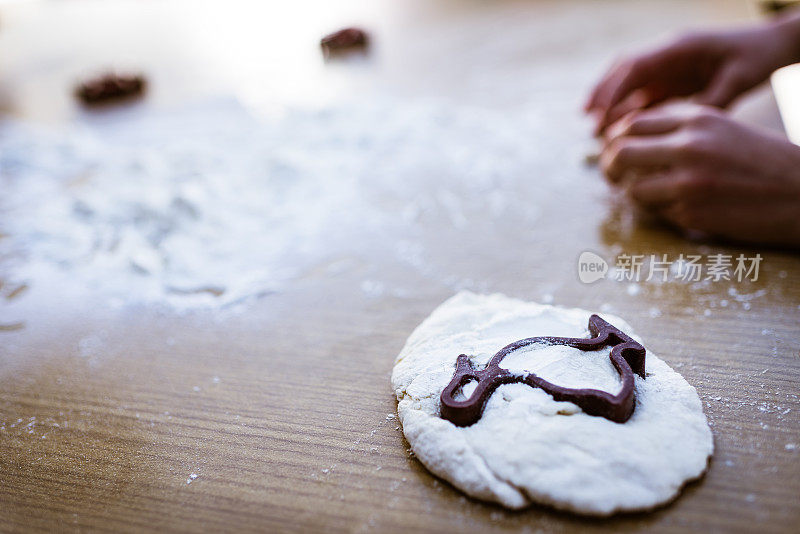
[[586, 42, 689, 133], [627, 172, 685, 208], [625, 167, 794, 242], [596, 96, 800, 245], [627, 163, 741, 209], [585, 60, 626, 112], [600, 133, 685, 183], [605, 105, 687, 140], [585, 50, 656, 114], [600, 102, 732, 183], [588, 59, 653, 132], [586, 32, 723, 132], [595, 89, 651, 136], [658, 199, 800, 244]]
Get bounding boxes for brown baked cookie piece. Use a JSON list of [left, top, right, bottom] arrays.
[[75, 73, 147, 106], [320, 27, 369, 58]]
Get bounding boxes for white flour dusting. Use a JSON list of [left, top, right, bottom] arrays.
[[0, 98, 554, 310]]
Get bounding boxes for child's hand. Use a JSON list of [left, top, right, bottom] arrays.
[[586, 17, 800, 134], [600, 102, 800, 247]]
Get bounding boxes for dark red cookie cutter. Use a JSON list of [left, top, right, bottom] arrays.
[[440, 315, 646, 426]]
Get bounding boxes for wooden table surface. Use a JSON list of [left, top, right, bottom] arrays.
[[1, 0, 799, 532]]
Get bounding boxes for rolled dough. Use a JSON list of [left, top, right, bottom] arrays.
[[391, 291, 713, 515]]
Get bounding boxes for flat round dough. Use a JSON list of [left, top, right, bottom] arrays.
[[391, 291, 713, 515]]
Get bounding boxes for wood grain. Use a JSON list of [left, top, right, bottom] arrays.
[[1, 0, 799, 532]]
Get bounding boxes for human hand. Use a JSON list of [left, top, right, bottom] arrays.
[[601, 102, 800, 247], [585, 16, 800, 134]]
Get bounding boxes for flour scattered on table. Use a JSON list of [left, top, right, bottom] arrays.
[[0, 98, 551, 310], [391, 291, 713, 515]]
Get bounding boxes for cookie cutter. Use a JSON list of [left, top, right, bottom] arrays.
[[440, 315, 646, 426]]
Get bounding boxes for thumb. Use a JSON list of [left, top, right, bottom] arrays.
[[694, 65, 745, 108]]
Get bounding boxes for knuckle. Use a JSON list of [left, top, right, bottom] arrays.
[[609, 142, 634, 170], [686, 108, 721, 129], [603, 139, 623, 161], [622, 114, 645, 135], [676, 132, 713, 161], [614, 141, 632, 161], [672, 135, 695, 158], [601, 140, 631, 180]]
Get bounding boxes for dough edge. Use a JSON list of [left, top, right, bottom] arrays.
[[391, 291, 714, 516]]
